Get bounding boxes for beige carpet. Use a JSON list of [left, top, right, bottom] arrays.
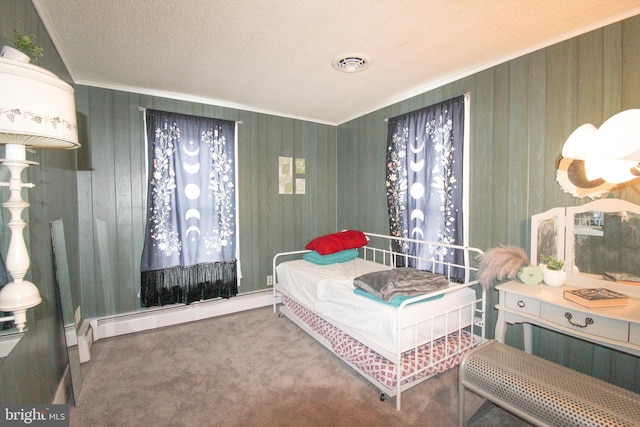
[[70, 306, 530, 427]]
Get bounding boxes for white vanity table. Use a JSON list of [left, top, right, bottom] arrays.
[[495, 280, 640, 357], [495, 198, 640, 358]]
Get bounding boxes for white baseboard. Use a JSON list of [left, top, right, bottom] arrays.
[[64, 323, 77, 347], [77, 319, 93, 363], [89, 290, 279, 344]]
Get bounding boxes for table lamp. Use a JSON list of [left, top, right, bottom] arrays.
[[0, 47, 79, 332]]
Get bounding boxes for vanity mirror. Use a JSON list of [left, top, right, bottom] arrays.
[[530, 207, 565, 266], [531, 199, 640, 284], [565, 199, 640, 281]]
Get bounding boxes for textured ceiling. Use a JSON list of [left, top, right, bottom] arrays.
[[33, 1, 640, 125]]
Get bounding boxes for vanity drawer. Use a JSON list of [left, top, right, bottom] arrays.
[[630, 323, 640, 345], [505, 293, 540, 316], [541, 302, 629, 342]]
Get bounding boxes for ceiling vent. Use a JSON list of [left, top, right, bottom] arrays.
[[332, 55, 371, 73]]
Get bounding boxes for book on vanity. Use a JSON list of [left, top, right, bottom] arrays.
[[563, 287, 630, 308]]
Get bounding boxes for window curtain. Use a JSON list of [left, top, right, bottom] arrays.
[[386, 94, 469, 279], [140, 109, 238, 306]]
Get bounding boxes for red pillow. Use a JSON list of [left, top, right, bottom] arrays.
[[305, 230, 368, 255]]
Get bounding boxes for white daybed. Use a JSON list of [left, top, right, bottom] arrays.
[[272, 232, 486, 410]]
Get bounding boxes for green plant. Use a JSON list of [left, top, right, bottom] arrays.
[[9, 30, 43, 63], [540, 255, 564, 271]]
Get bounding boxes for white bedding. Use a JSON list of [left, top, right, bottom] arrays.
[[276, 258, 476, 354]]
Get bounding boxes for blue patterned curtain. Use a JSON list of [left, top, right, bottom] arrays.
[[386, 95, 467, 278], [140, 110, 238, 306]]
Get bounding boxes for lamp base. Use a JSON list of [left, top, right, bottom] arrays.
[[0, 280, 41, 332]]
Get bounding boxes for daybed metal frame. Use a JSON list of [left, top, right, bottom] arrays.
[[272, 232, 486, 410]]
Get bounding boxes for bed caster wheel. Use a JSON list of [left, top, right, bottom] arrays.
[[380, 393, 386, 401], [278, 313, 284, 318]]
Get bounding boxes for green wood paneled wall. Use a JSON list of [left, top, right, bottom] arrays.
[[74, 87, 337, 318], [336, 15, 640, 392], [0, 0, 80, 403], [2, 0, 640, 404]]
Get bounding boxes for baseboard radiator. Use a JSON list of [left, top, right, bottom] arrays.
[[79, 290, 278, 361]]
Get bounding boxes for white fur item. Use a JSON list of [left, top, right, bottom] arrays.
[[476, 246, 529, 289]]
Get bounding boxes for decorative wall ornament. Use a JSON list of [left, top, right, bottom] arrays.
[[296, 178, 305, 194], [556, 157, 614, 199], [279, 156, 293, 194]]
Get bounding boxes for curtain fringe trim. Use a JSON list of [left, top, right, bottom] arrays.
[[140, 261, 238, 307]]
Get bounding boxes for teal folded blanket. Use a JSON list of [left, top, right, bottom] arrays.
[[353, 287, 443, 307], [354, 267, 450, 302]]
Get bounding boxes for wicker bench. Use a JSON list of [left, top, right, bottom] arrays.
[[458, 340, 640, 427]]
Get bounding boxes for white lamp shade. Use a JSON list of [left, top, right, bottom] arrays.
[[595, 109, 640, 161], [0, 57, 78, 149], [562, 109, 640, 185], [583, 109, 640, 183], [561, 123, 597, 160], [584, 156, 638, 183]]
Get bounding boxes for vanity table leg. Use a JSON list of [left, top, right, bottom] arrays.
[[495, 309, 506, 343], [523, 323, 533, 353]]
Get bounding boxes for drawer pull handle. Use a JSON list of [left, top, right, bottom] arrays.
[[517, 300, 526, 308], [564, 312, 594, 328]]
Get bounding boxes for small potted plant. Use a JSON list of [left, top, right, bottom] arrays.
[[1, 30, 43, 63], [540, 255, 566, 287]]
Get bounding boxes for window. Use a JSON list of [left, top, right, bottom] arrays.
[[385, 94, 469, 278], [140, 109, 238, 306]]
